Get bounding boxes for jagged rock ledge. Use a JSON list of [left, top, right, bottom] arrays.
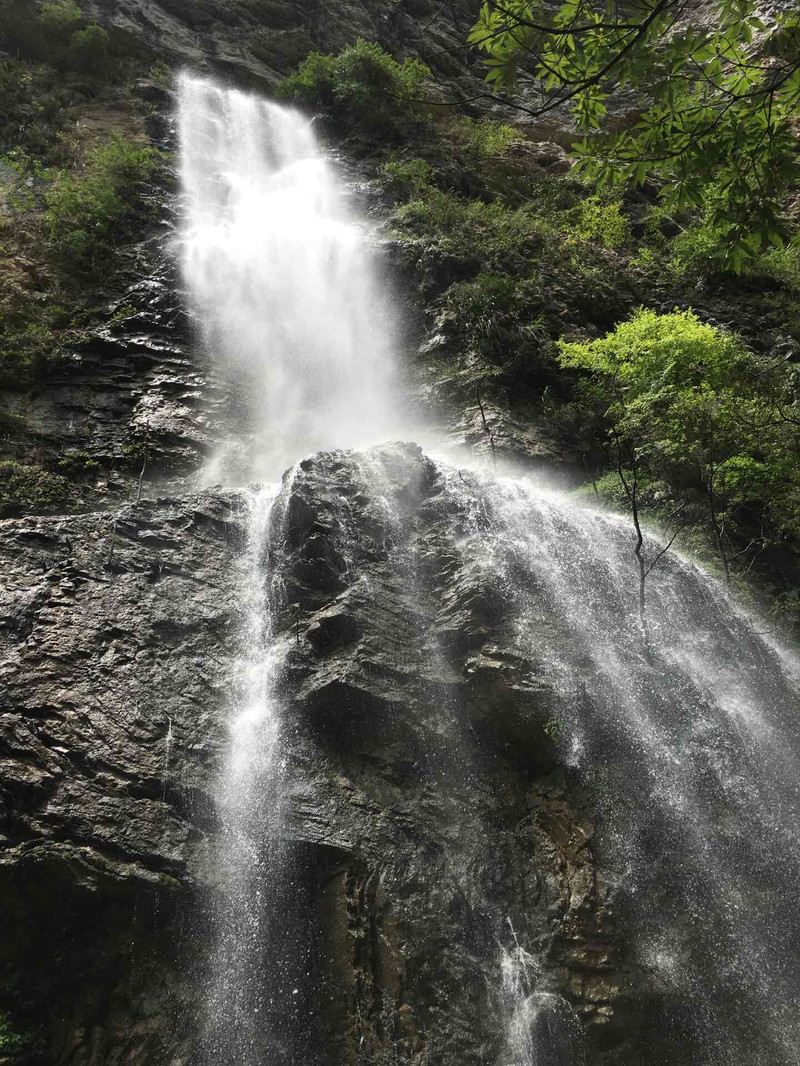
[[0, 446, 633, 1064]]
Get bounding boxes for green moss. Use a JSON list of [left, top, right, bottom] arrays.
[[543, 717, 565, 742], [0, 460, 72, 516]]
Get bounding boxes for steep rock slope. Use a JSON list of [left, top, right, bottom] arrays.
[[0, 445, 634, 1064], [82, 0, 483, 90]]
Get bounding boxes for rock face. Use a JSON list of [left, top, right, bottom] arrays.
[[0, 491, 245, 1062], [0, 444, 636, 1064], [83, 0, 484, 91]]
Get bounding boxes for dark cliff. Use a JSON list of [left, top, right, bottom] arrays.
[[0, 446, 634, 1064]]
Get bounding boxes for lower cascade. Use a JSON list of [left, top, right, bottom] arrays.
[[187, 441, 800, 1066]]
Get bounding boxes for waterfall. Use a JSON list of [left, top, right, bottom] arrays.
[[177, 74, 405, 1064], [178, 74, 401, 482], [441, 468, 800, 1065], [176, 73, 800, 1066], [200, 485, 282, 1061], [200, 483, 318, 1063]]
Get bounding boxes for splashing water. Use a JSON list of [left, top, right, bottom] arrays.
[[178, 74, 403, 482], [501, 919, 541, 1065], [439, 467, 800, 1065], [160, 715, 173, 803], [200, 484, 317, 1064]]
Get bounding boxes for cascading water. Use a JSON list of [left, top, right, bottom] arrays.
[[438, 467, 800, 1065], [177, 73, 800, 1066], [177, 72, 393, 1060], [200, 485, 287, 1063], [178, 75, 403, 482]]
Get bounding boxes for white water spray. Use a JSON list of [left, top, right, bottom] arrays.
[[160, 715, 173, 802], [500, 919, 584, 1066], [200, 484, 304, 1063], [441, 467, 800, 1065], [178, 74, 403, 481]]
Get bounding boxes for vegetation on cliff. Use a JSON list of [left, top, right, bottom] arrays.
[[463, 0, 800, 614], [277, 38, 431, 140], [0, 0, 167, 512], [559, 310, 800, 611], [469, 0, 800, 271]]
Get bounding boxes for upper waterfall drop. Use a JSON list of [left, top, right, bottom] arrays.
[[177, 74, 403, 481]]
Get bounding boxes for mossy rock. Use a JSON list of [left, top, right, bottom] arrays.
[[0, 461, 72, 517]]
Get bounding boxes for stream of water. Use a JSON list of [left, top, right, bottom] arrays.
[[178, 74, 401, 483], [442, 468, 800, 1064], [177, 74, 800, 1066]]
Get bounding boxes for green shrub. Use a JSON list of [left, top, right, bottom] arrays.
[[377, 156, 433, 198], [0, 278, 83, 384], [0, 59, 73, 159], [667, 222, 727, 279], [0, 409, 26, 435], [148, 61, 173, 89], [566, 195, 630, 248], [750, 233, 800, 292], [40, 0, 82, 33], [277, 39, 431, 140], [394, 186, 557, 268], [442, 272, 549, 380], [0, 1009, 28, 1053], [449, 116, 524, 160], [43, 135, 162, 275], [57, 447, 100, 474], [0, 320, 64, 383], [68, 23, 109, 73], [0, 460, 71, 515], [445, 272, 543, 343], [1, 0, 115, 78]]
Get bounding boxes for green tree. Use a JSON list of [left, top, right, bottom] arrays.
[[468, 0, 800, 269], [558, 309, 800, 588]]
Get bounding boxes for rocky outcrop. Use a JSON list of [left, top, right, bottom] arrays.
[[82, 0, 484, 92], [0, 444, 639, 1064], [0, 491, 244, 1062], [0, 215, 245, 516]]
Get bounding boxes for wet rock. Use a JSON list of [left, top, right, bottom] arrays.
[[0, 445, 636, 1064]]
